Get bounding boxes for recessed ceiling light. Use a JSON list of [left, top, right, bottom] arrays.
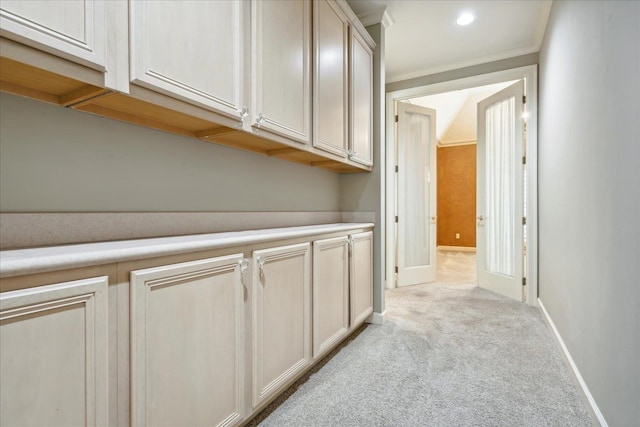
[[457, 12, 475, 26]]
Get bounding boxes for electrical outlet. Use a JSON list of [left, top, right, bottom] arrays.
[[455, 233, 460, 239]]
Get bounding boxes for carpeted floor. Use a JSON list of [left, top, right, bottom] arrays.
[[256, 250, 593, 426]]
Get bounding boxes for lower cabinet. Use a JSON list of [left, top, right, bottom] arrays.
[[0, 276, 109, 426], [251, 242, 312, 407], [313, 236, 349, 358], [350, 231, 374, 327], [0, 226, 372, 425], [130, 254, 245, 427]]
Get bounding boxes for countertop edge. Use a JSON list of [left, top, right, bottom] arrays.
[[0, 223, 374, 279]]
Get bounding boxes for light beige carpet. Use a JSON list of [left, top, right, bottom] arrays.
[[257, 249, 593, 426]]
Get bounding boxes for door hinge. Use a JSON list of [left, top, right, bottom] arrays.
[[395, 215, 398, 223], [522, 156, 526, 165], [394, 114, 398, 123], [522, 217, 527, 225], [395, 165, 398, 173], [522, 95, 526, 104], [522, 277, 527, 286], [395, 266, 398, 274]]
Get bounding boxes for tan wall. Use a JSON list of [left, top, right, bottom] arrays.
[[436, 144, 476, 247]]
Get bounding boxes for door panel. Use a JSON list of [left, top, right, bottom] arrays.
[[252, 0, 311, 143], [313, 0, 348, 156], [350, 231, 373, 327], [130, 0, 245, 119], [0, 0, 106, 69], [130, 255, 244, 427], [349, 28, 373, 165], [0, 276, 108, 426], [252, 243, 311, 407], [313, 236, 349, 358], [397, 102, 437, 286], [477, 80, 525, 300]]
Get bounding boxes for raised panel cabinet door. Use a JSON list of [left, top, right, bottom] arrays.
[[0, 276, 109, 426], [349, 28, 374, 166], [252, 0, 311, 144], [0, 0, 106, 69], [350, 231, 373, 327], [312, 236, 349, 358], [131, 254, 245, 427], [313, 0, 348, 156], [252, 242, 311, 407], [130, 0, 246, 120]]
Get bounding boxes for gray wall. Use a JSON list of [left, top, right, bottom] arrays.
[[386, 52, 538, 93], [0, 93, 340, 212], [538, 1, 639, 425]]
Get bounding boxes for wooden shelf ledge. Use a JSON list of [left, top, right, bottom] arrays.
[[1, 53, 371, 174]]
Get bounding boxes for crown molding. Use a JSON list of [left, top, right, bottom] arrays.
[[357, 6, 394, 28]]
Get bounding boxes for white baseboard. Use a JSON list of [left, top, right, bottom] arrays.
[[367, 310, 386, 325], [538, 299, 608, 427], [437, 245, 476, 252]]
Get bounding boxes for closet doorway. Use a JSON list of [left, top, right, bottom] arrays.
[[386, 65, 538, 306]]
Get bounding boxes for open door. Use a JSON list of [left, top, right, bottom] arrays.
[[476, 81, 525, 300], [396, 102, 437, 287]]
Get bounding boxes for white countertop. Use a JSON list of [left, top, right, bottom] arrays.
[[0, 223, 374, 279]]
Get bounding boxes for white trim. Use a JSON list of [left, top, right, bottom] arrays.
[[538, 299, 608, 427], [367, 310, 386, 325], [437, 140, 477, 147], [357, 6, 394, 29], [386, 64, 538, 307], [437, 246, 476, 252]]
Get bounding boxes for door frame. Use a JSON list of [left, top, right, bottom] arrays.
[[385, 65, 538, 306]]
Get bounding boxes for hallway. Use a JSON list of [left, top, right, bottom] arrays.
[[255, 250, 593, 426]]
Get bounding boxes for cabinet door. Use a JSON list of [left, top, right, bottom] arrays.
[[349, 28, 374, 166], [313, 236, 349, 358], [130, 0, 246, 121], [313, 0, 348, 156], [0, 276, 108, 426], [0, 0, 106, 69], [252, 0, 311, 144], [131, 254, 245, 427], [252, 243, 311, 407], [350, 231, 373, 327]]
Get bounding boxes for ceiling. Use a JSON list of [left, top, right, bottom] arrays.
[[407, 81, 515, 145], [346, 0, 552, 83]]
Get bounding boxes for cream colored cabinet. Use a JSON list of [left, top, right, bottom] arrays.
[[350, 231, 374, 327], [130, 254, 245, 427], [313, 0, 349, 156], [252, 242, 311, 407], [252, 0, 311, 144], [349, 28, 374, 166], [0, 276, 109, 426], [130, 0, 247, 121], [313, 236, 349, 358], [0, 0, 106, 70]]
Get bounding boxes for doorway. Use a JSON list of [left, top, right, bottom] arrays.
[[386, 65, 538, 306]]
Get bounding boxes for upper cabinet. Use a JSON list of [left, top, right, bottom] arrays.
[[129, 0, 247, 122], [349, 27, 374, 166], [0, 0, 375, 173], [313, 0, 349, 157], [252, 0, 311, 144], [0, 0, 106, 70]]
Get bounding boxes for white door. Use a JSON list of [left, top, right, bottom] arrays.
[[477, 81, 525, 301], [396, 102, 437, 287]]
